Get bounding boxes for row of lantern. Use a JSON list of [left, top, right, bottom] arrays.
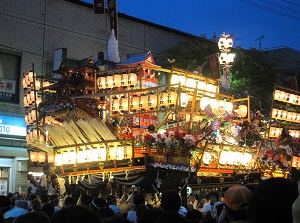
[[200, 97, 234, 114], [110, 91, 190, 114], [97, 73, 138, 90], [30, 151, 54, 163], [170, 74, 218, 96], [218, 33, 235, 66], [202, 150, 253, 166], [55, 144, 132, 166], [274, 90, 300, 106], [271, 108, 300, 123], [269, 127, 300, 138], [22, 72, 51, 90]]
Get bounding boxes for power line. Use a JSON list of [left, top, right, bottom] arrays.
[[281, 0, 300, 7], [261, 0, 300, 14], [240, 0, 300, 20]]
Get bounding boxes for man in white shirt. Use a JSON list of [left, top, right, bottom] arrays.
[[27, 174, 40, 199], [202, 191, 223, 220], [50, 174, 66, 208], [40, 165, 56, 194]]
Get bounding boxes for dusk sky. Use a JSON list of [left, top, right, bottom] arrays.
[[84, 0, 300, 51]]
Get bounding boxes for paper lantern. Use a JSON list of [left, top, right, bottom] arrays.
[[97, 77, 106, 89], [37, 152, 46, 163], [238, 105, 247, 117], [113, 74, 122, 88], [139, 94, 148, 111], [106, 75, 114, 89], [30, 151, 38, 162], [167, 91, 177, 107], [180, 93, 189, 108], [128, 73, 137, 88], [200, 97, 210, 110], [119, 96, 128, 112], [147, 92, 157, 110], [130, 94, 140, 112], [55, 152, 63, 166], [121, 74, 129, 88], [47, 154, 54, 164]]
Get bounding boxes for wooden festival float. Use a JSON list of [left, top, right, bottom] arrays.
[[22, 50, 265, 203]]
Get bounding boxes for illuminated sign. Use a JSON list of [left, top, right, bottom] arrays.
[[0, 115, 26, 137]]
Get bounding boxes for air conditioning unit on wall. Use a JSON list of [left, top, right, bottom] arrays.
[[18, 160, 28, 172]]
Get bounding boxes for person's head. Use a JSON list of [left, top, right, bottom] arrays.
[[92, 197, 108, 212], [41, 203, 54, 218], [186, 209, 202, 223], [15, 200, 29, 210], [0, 195, 11, 209], [106, 195, 117, 205], [133, 194, 145, 207], [207, 191, 219, 204], [138, 208, 164, 223], [161, 191, 181, 212], [96, 206, 115, 219], [49, 205, 101, 223], [43, 166, 49, 174], [189, 194, 196, 203], [223, 185, 252, 221], [27, 174, 34, 182], [248, 178, 298, 223], [31, 198, 42, 211], [64, 197, 76, 207], [48, 166, 56, 175], [39, 192, 50, 204], [50, 174, 58, 187], [14, 211, 49, 223]]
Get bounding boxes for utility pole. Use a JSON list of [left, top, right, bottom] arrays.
[[255, 35, 264, 51]]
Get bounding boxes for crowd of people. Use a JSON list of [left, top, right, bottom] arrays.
[[0, 165, 300, 223]]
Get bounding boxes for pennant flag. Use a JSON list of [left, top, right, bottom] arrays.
[[108, 0, 118, 39], [93, 0, 105, 14], [208, 54, 220, 79]]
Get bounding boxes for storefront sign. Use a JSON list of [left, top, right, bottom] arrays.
[[0, 115, 26, 137]]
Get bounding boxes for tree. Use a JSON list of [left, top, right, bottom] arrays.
[[158, 37, 278, 114]]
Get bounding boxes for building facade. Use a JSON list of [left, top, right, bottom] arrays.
[[0, 0, 193, 193]]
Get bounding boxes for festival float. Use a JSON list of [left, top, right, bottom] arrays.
[[23, 34, 264, 199]]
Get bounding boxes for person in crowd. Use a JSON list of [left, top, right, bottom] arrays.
[[155, 211, 187, 223], [50, 174, 66, 208], [41, 203, 55, 218], [14, 211, 50, 223], [3, 200, 29, 222], [40, 166, 56, 194], [218, 185, 252, 223], [127, 193, 145, 223], [49, 205, 101, 223], [138, 208, 164, 223], [201, 191, 222, 220], [161, 190, 181, 213], [96, 207, 115, 223], [106, 194, 122, 215], [188, 194, 199, 210], [49, 194, 60, 212], [63, 197, 76, 207], [26, 174, 40, 200], [1, 196, 13, 216], [30, 198, 42, 212], [39, 192, 50, 206], [186, 209, 202, 223], [91, 197, 108, 212], [248, 177, 298, 223]]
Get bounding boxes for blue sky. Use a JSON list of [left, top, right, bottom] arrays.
[[85, 0, 300, 51]]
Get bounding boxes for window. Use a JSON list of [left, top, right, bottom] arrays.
[[0, 49, 21, 103]]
